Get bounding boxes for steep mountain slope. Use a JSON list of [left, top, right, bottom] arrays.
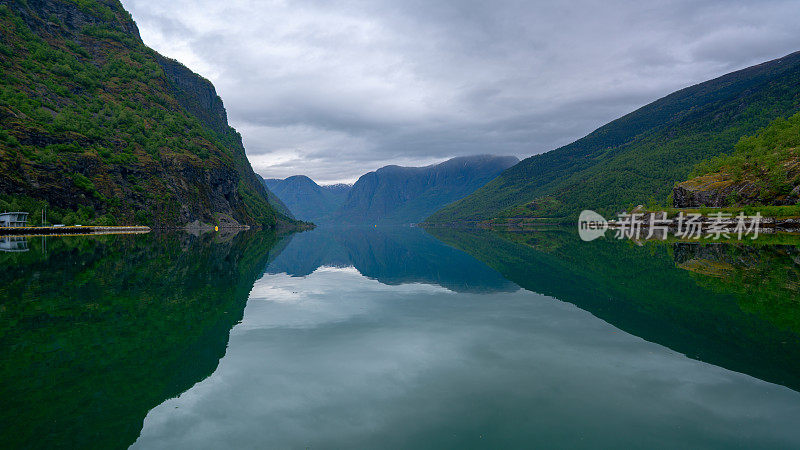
[[0, 0, 284, 227], [335, 155, 518, 225], [426, 51, 800, 224], [673, 111, 800, 207], [263, 175, 350, 223]]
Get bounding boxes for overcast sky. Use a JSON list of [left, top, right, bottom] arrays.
[[121, 0, 799, 184]]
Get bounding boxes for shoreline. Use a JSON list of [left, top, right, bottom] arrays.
[[0, 226, 151, 236], [422, 215, 800, 233]]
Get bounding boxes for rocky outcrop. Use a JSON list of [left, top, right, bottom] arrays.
[[673, 172, 800, 208], [673, 173, 759, 207]]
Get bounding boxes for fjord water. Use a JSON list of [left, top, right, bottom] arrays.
[[2, 229, 800, 448]]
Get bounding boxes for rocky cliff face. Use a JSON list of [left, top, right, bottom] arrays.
[[673, 175, 800, 208], [672, 174, 765, 207], [156, 55, 229, 134], [0, 0, 281, 227]]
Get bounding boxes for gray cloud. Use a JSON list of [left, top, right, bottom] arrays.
[[121, 0, 800, 184]]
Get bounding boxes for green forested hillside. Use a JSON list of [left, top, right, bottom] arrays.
[[426, 51, 800, 223], [0, 0, 283, 227]]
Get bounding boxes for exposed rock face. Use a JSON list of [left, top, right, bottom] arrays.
[[673, 173, 799, 208], [673, 174, 756, 207]]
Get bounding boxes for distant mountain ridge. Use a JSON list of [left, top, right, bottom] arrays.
[[266, 155, 518, 225], [335, 155, 518, 225], [263, 175, 350, 223], [426, 50, 800, 224]]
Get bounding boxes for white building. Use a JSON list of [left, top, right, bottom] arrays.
[[0, 212, 29, 227]]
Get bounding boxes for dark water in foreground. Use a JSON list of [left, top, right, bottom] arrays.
[[1, 227, 800, 448]]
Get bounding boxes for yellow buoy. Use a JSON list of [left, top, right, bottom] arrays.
[[215, 226, 219, 231]]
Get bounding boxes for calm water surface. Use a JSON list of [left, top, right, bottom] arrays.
[[2, 227, 800, 448]]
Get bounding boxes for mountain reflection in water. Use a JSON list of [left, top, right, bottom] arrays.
[[0, 231, 283, 449], [3, 226, 800, 449], [265, 226, 518, 293], [134, 227, 800, 449], [429, 228, 800, 392]]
